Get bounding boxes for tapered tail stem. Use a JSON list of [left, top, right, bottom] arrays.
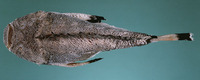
[[150, 33, 193, 43]]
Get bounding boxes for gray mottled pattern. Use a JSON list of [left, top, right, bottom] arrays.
[[3, 11, 151, 66]]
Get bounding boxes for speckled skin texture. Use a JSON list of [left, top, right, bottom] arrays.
[[4, 11, 152, 67]]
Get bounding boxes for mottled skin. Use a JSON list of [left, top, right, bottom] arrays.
[[3, 11, 151, 67], [4, 11, 192, 67]]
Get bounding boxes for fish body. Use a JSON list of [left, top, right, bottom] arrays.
[[3, 11, 193, 67]]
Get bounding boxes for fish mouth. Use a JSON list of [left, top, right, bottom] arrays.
[[4, 24, 14, 50]]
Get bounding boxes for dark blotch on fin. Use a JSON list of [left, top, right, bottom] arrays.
[[176, 33, 193, 41], [146, 35, 158, 44], [87, 15, 106, 23], [88, 58, 103, 63]]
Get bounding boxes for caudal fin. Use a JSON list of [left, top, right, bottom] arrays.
[[150, 33, 193, 42]]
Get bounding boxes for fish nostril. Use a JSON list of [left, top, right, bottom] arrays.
[[7, 24, 13, 49]]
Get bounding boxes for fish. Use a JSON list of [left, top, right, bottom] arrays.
[[3, 11, 193, 67]]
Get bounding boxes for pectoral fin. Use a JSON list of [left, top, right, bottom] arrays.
[[50, 58, 103, 67], [66, 58, 103, 67]]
